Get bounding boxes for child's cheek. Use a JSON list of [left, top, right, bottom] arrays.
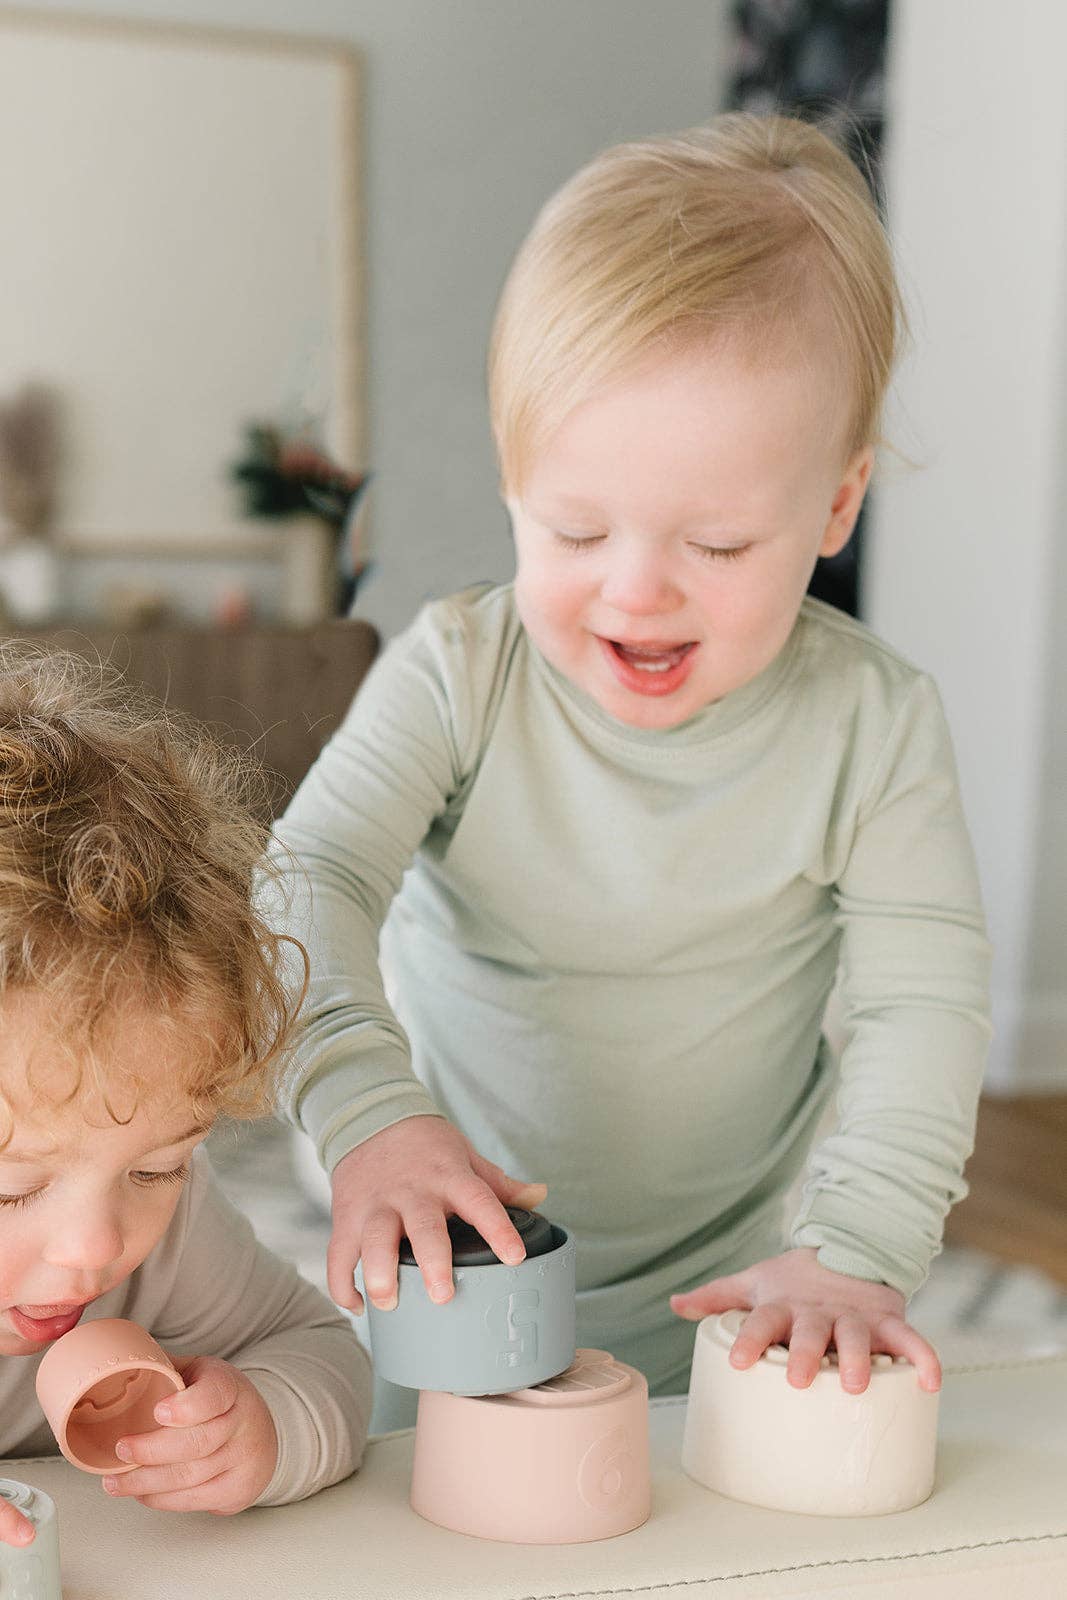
[[0, 1219, 36, 1349], [126, 1186, 187, 1268], [519, 561, 586, 632]]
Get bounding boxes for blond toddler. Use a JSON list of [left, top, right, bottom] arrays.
[[268, 114, 991, 1430]]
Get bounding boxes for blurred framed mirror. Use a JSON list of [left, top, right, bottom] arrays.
[[0, 6, 362, 617]]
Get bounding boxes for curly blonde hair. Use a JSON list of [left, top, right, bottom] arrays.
[[0, 642, 306, 1136], [489, 112, 905, 493]]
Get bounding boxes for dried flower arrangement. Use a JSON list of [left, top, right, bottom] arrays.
[[0, 383, 64, 540], [231, 423, 370, 610]]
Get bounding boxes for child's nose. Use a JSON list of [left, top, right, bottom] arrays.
[[600, 552, 682, 616], [43, 1211, 124, 1275]]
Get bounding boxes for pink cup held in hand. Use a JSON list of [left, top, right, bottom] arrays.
[[35, 1317, 185, 1474], [411, 1348, 651, 1544]]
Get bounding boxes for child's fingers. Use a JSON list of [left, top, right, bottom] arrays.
[[326, 1225, 365, 1313], [784, 1309, 834, 1389], [728, 1302, 792, 1368], [0, 1500, 35, 1547], [155, 1357, 237, 1426], [669, 1272, 751, 1321], [449, 1177, 527, 1268], [470, 1151, 548, 1210], [357, 1209, 404, 1311], [115, 1412, 232, 1469], [832, 1312, 873, 1393], [401, 1207, 456, 1306], [874, 1316, 942, 1392], [508, 1179, 549, 1207], [125, 1467, 247, 1516], [104, 1453, 222, 1502]]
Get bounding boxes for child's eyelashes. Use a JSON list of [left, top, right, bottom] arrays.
[[132, 1163, 190, 1191], [550, 530, 750, 563], [0, 1163, 190, 1209], [552, 530, 606, 552], [689, 542, 750, 563]]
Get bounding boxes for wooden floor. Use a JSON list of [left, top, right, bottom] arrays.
[[945, 1095, 1067, 1286]]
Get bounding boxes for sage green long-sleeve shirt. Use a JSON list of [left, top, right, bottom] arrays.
[[268, 583, 991, 1394]]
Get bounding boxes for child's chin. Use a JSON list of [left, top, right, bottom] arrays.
[[0, 1323, 41, 1355], [596, 684, 706, 730]]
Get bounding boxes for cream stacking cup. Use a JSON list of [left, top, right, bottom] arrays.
[[682, 1309, 940, 1516], [366, 1207, 576, 1396], [35, 1317, 185, 1474], [0, 1480, 62, 1599], [412, 1347, 652, 1543]]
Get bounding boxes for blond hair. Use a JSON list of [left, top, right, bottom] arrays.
[[0, 643, 306, 1135], [489, 112, 904, 492]]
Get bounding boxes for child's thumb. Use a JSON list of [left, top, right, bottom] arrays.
[[670, 1275, 750, 1321]]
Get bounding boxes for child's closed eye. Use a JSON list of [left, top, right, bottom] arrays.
[[553, 530, 606, 552], [0, 1163, 190, 1208], [688, 542, 750, 563], [131, 1163, 190, 1191]]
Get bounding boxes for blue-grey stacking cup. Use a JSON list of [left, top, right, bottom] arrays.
[[0, 1480, 62, 1599], [366, 1208, 576, 1395]]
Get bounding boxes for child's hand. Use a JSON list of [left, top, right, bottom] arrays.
[[670, 1246, 941, 1394], [328, 1114, 548, 1313], [0, 1497, 35, 1548], [102, 1355, 277, 1514]]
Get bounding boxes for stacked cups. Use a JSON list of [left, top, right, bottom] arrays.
[[367, 1209, 651, 1543]]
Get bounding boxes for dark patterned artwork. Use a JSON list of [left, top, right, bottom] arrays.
[[728, 0, 891, 617]]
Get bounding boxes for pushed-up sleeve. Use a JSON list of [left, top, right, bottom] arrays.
[[260, 599, 485, 1175], [790, 674, 992, 1297]]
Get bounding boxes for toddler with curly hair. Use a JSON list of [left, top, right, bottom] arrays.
[[0, 644, 370, 1550]]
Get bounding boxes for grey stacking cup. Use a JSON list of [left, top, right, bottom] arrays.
[[0, 1480, 62, 1599], [366, 1208, 576, 1395]]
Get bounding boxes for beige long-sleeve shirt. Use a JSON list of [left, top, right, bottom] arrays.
[[0, 1149, 371, 1506], [267, 584, 992, 1394]]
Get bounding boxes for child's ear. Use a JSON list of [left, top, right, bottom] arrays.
[[819, 445, 875, 559]]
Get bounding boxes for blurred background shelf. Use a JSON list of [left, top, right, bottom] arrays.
[[13, 619, 378, 817]]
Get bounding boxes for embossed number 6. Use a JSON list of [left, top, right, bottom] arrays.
[[577, 1425, 634, 1508]]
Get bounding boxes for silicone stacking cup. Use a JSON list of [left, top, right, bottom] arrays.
[[366, 1208, 576, 1396], [0, 1480, 62, 1599], [682, 1309, 940, 1516], [411, 1347, 651, 1544], [35, 1317, 185, 1474]]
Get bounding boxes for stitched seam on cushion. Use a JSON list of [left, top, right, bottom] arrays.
[[940, 1353, 1067, 1376], [9, 1447, 1063, 1598], [507, 1533, 1067, 1599]]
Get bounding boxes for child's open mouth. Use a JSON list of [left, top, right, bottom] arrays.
[[8, 1303, 88, 1343], [600, 637, 699, 696]]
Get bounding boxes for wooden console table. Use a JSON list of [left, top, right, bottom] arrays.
[[10, 620, 379, 817]]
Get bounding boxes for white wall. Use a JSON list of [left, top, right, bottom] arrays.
[[18, 0, 732, 635], [871, 0, 1067, 1089]]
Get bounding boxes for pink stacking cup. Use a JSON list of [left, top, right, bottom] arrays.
[[35, 1317, 185, 1474], [411, 1348, 651, 1544]]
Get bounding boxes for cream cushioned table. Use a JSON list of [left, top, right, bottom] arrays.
[[5, 1356, 1066, 1599]]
